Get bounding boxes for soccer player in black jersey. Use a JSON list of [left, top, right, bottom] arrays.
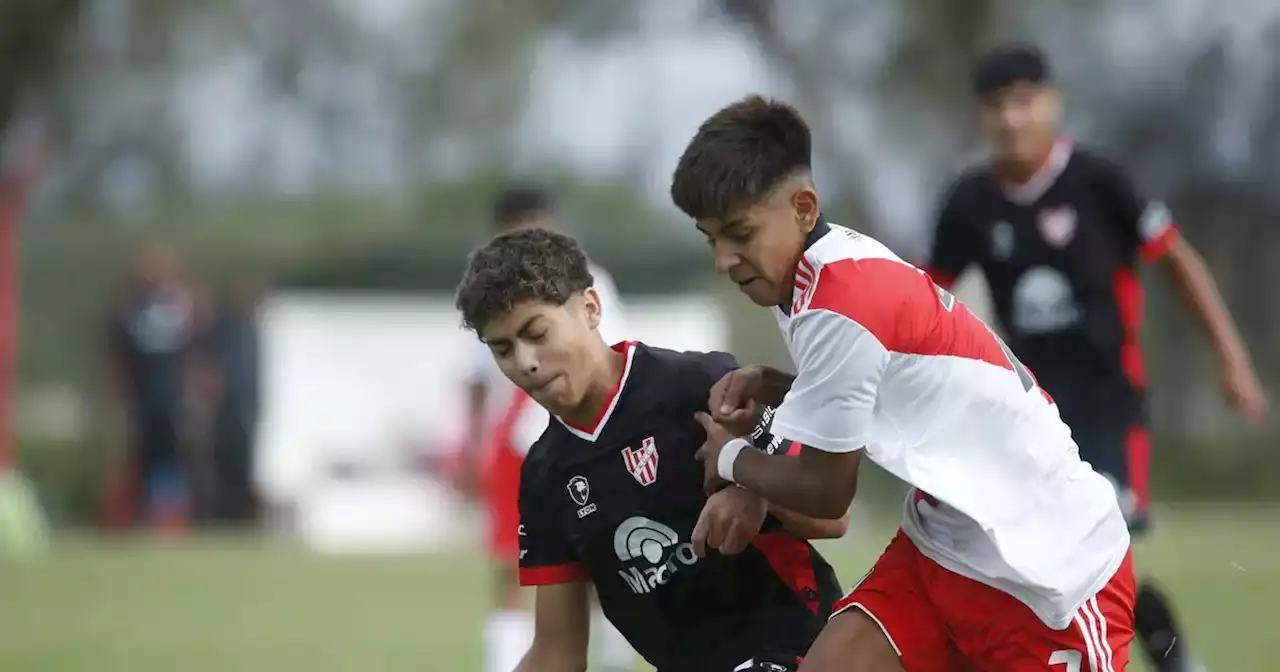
[[925, 43, 1269, 672], [454, 227, 847, 672]]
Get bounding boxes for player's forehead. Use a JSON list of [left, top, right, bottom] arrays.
[[980, 81, 1052, 107], [478, 299, 565, 343], [694, 188, 790, 237]]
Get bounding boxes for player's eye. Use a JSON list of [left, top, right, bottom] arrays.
[[525, 330, 547, 343], [726, 229, 752, 244]]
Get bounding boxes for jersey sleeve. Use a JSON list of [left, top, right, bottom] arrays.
[[925, 183, 979, 289], [1095, 156, 1180, 261], [517, 456, 587, 586], [770, 307, 889, 454]]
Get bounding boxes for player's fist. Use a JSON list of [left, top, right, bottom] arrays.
[[691, 485, 767, 557], [709, 366, 766, 434], [693, 412, 732, 494], [1221, 359, 1268, 426]]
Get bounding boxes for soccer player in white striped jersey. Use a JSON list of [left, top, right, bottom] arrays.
[[671, 96, 1136, 672]]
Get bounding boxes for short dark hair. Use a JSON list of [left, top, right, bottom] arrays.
[[455, 227, 594, 334], [491, 183, 553, 230], [670, 95, 812, 221], [972, 42, 1050, 98]]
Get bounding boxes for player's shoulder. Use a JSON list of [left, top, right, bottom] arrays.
[[520, 423, 569, 484], [1064, 143, 1126, 177], [938, 158, 995, 206], [806, 224, 920, 287], [793, 224, 933, 338], [632, 342, 738, 392]]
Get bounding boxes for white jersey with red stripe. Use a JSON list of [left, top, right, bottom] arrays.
[[769, 221, 1130, 630], [465, 261, 628, 455]]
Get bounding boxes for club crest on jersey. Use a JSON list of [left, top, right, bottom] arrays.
[[567, 475, 596, 518], [1037, 206, 1077, 248], [622, 437, 659, 486]]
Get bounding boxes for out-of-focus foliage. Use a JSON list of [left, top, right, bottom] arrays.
[[9, 0, 1280, 518]]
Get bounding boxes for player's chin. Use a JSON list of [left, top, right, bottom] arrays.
[[736, 278, 781, 307], [528, 375, 572, 412]]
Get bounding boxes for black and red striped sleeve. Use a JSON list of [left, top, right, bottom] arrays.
[[925, 183, 979, 290], [1093, 155, 1180, 261], [517, 459, 587, 587]]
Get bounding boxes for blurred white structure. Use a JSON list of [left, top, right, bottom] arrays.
[[257, 291, 728, 554]]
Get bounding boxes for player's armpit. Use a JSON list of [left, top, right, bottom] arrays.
[[769, 503, 850, 540], [517, 582, 591, 672], [733, 444, 863, 520]]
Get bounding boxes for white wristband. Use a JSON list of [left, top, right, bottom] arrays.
[[718, 438, 750, 483]]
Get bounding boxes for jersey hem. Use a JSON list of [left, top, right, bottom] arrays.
[[900, 524, 1130, 631]]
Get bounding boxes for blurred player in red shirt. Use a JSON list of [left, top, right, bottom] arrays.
[[459, 185, 632, 672]]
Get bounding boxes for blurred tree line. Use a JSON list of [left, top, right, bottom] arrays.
[[7, 0, 1279, 521]]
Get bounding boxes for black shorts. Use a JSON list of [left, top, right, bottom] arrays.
[[1046, 376, 1152, 535]]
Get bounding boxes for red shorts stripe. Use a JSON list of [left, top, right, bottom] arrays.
[[750, 532, 821, 615], [518, 563, 588, 586]]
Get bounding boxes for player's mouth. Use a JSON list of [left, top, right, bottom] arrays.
[[527, 374, 563, 396]]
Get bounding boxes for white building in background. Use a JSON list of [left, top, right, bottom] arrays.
[[256, 290, 728, 555]]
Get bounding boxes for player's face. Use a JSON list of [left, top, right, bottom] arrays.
[[479, 289, 603, 415], [696, 181, 819, 307], [979, 83, 1060, 166]]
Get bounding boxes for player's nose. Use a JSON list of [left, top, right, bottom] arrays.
[[711, 243, 739, 275]]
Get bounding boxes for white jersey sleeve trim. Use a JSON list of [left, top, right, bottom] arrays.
[[770, 308, 888, 454]]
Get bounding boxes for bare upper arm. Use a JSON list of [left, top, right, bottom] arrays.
[[528, 581, 591, 662]]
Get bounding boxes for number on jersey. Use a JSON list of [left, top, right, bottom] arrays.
[[1049, 649, 1081, 672], [933, 282, 1036, 393]]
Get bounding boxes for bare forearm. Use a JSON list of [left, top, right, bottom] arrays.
[[758, 366, 796, 407], [731, 449, 857, 520], [768, 503, 849, 539], [1166, 243, 1251, 366]]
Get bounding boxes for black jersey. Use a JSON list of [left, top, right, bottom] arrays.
[[516, 342, 841, 672], [926, 140, 1179, 393]]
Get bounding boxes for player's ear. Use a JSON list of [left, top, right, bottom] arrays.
[[789, 181, 819, 234], [581, 288, 602, 330], [1041, 87, 1063, 123]]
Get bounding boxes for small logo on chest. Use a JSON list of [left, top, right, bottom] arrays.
[[622, 437, 659, 486], [567, 475, 596, 518], [1037, 205, 1077, 248]]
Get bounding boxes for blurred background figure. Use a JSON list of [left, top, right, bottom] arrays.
[[208, 276, 266, 527], [103, 241, 207, 533]]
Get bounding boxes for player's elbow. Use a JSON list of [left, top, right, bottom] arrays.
[[518, 637, 587, 672], [810, 486, 856, 521], [816, 507, 852, 539]]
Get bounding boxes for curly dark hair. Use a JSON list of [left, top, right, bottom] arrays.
[[455, 227, 595, 335], [670, 95, 813, 221]]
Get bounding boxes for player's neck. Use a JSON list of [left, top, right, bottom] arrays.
[[996, 135, 1059, 184], [562, 345, 626, 429]]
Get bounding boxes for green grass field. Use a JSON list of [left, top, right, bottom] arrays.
[[0, 505, 1275, 671]]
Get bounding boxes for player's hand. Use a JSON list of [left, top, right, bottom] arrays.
[[1221, 359, 1268, 425], [709, 366, 766, 434], [693, 412, 732, 494], [691, 485, 767, 557]]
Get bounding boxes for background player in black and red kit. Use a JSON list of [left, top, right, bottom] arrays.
[[925, 43, 1269, 672], [454, 227, 847, 672]]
